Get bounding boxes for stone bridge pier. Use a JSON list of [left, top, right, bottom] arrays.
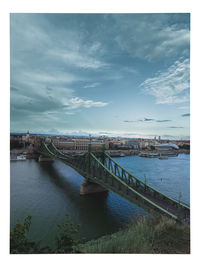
[[80, 181, 108, 195], [38, 155, 54, 162]]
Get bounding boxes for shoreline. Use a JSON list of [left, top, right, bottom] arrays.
[[10, 147, 190, 160]]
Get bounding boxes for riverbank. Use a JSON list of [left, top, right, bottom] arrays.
[[76, 216, 190, 254], [57, 148, 190, 157], [106, 149, 190, 156], [10, 147, 190, 160]]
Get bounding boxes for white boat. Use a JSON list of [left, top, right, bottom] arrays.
[[149, 153, 159, 158], [110, 153, 123, 157], [139, 152, 159, 158], [16, 155, 26, 160], [138, 152, 148, 157]]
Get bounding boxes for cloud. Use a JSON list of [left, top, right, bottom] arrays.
[[140, 58, 190, 104], [156, 120, 171, 122], [161, 135, 178, 139], [124, 118, 171, 123], [49, 49, 108, 70], [64, 97, 108, 110], [178, 106, 189, 110], [98, 131, 112, 135], [113, 14, 190, 61], [10, 15, 110, 131], [10, 86, 19, 92], [121, 67, 139, 75], [182, 113, 190, 117], [11, 14, 108, 73], [83, 82, 100, 88], [168, 126, 184, 128], [11, 93, 64, 114], [48, 128, 61, 134], [144, 118, 155, 121], [23, 71, 78, 85]]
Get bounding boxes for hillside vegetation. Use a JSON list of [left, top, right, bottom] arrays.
[[10, 214, 190, 254], [76, 216, 190, 254]]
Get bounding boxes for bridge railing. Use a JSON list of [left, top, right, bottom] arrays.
[[48, 142, 74, 159], [89, 152, 179, 220], [103, 152, 190, 211], [48, 142, 93, 175]]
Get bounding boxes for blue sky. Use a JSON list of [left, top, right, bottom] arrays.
[[10, 13, 190, 139]]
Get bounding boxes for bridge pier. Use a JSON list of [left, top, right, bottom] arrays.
[[38, 155, 54, 162], [80, 181, 108, 195]]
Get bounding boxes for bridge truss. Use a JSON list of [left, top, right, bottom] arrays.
[[38, 141, 190, 223]]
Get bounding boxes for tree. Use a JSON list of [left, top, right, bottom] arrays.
[[55, 214, 81, 253], [10, 214, 81, 254], [10, 216, 50, 254]]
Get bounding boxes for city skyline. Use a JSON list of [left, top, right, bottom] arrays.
[[10, 13, 190, 140]]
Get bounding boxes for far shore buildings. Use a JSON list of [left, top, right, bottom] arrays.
[[54, 138, 109, 151], [10, 132, 190, 151]]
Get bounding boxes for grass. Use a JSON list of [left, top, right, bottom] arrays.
[[75, 216, 190, 254]]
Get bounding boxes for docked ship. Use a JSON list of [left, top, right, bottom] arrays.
[[158, 155, 168, 160], [138, 152, 159, 158], [11, 154, 26, 161], [109, 152, 125, 157]]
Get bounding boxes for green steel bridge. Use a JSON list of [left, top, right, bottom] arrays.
[[38, 141, 190, 223]]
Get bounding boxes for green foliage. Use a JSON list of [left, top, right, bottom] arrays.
[[10, 216, 50, 254], [55, 214, 81, 253], [10, 214, 81, 254]]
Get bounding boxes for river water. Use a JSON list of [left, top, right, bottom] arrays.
[[10, 153, 190, 248]]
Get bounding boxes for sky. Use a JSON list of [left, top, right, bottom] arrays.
[[10, 13, 190, 139]]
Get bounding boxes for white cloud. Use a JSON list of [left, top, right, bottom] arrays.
[[88, 42, 102, 54], [65, 97, 108, 110], [178, 106, 190, 110], [49, 50, 108, 70], [23, 71, 77, 85], [113, 15, 190, 61], [140, 58, 190, 104], [121, 67, 139, 75], [83, 82, 100, 88]]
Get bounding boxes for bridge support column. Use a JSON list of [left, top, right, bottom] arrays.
[[38, 155, 54, 162], [80, 181, 108, 195]]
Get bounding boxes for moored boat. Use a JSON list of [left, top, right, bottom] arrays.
[[11, 155, 27, 161], [158, 156, 168, 160]]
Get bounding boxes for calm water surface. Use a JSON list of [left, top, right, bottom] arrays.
[[10, 153, 189, 248]]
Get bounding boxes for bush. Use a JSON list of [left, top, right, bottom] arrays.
[[55, 214, 81, 253], [10, 214, 81, 254], [10, 216, 50, 254]]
